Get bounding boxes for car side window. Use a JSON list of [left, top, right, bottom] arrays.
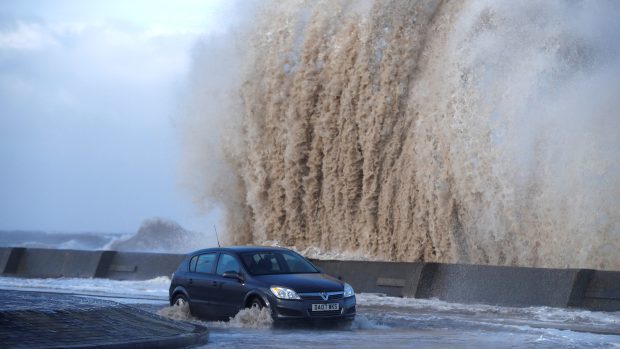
[[189, 255, 198, 272], [216, 254, 241, 275], [194, 253, 216, 274]]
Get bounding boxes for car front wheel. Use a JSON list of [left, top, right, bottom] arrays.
[[249, 297, 264, 309], [173, 293, 189, 307]]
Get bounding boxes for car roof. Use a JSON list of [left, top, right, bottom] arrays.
[[188, 245, 294, 256]]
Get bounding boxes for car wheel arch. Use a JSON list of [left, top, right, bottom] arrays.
[[171, 286, 191, 305], [243, 290, 270, 309]]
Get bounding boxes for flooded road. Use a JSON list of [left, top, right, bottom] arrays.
[[1, 276, 618, 348], [197, 293, 620, 349]]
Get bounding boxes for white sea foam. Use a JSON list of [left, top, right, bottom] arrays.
[[0, 276, 170, 300], [357, 293, 620, 328], [350, 315, 390, 330], [0, 230, 123, 251], [0, 217, 212, 254]]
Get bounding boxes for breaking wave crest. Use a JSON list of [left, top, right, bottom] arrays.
[[182, 0, 620, 269]]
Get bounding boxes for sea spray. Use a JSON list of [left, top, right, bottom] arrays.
[[158, 304, 273, 328], [182, 0, 620, 270], [220, 307, 274, 329], [158, 302, 194, 321]]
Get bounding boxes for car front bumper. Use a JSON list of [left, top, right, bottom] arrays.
[[267, 295, 356, 321]]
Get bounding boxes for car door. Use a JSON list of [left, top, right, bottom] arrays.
[[213, 253, 248, 318], [186, 252, 219, 318]]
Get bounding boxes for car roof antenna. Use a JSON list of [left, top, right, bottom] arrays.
[[213, 225, 221, 248]]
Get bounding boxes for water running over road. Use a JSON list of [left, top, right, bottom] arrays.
[[2, 277, 618, 348]]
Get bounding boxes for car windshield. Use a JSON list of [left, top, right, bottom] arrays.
[[240, 251, 319, 275]]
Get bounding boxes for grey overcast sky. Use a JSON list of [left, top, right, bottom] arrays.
[[0, 0, 231, 234]]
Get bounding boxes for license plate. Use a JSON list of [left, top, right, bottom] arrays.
[[311, 303, 339, 311]]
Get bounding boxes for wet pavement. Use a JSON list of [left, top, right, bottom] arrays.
[[1, 277, 620, 348], [0, 290, 208, 348]]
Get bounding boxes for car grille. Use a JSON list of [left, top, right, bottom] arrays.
[[298, 292, 344, 301], [309, 309, 342, 317]]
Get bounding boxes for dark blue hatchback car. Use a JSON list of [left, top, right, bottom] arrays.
[[169, 246, 356, 322]]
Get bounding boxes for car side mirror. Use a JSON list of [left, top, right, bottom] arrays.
[[222, 271, 245, 282]]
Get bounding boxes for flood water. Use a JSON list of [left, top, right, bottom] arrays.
[[1, 276, 618, 348]]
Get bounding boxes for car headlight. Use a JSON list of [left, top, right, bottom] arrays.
[[270, 286, 301, 300], [344, 283, 355, 298]]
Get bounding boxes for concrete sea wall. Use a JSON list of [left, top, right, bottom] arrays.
[[1, 247, 619, 311], [0, 248, 183, 280]]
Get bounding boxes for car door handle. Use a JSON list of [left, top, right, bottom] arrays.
[[211, 281, 218, 287], [188, 278, 193, 285]]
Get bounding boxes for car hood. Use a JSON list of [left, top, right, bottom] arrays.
[[254, 273, 344, 293]]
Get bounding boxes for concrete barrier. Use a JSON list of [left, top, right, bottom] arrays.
[[580, 270, 620, 311], [413, 263, 581, 308], [12, 248, 108, 278], [0, 247, 20, 274], [102, 252, 185, 280], [311, 260, 423, 297], [0, 248, 10, 272], [2, 247, 620, 312], [0, 248, 184, 280]]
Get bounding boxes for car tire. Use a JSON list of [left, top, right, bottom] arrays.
[[173, 293, 189, 307], [249, 297, 264, 310]]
